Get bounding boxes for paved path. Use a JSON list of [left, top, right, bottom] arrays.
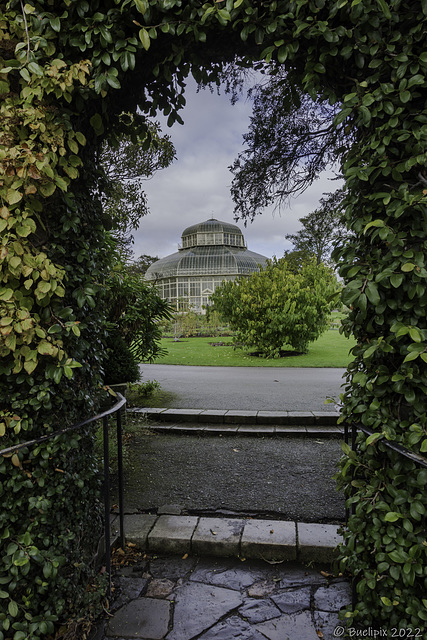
[[101, 553, 351, 640], [139, 365, 346, 412], [115, 432, 344, 523]]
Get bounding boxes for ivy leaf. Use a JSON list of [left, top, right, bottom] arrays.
[[376, 0, 392, 19], [39, 182, 56, 197], [384, 512, 402, 522], [134, 0, 149, 13], [8, 600, 18, 617], [6, 189, 22, 205], [37, 340, 57, 356], [408, 327, 421, 342], [139, 28, 150, 51], [388, 550, 407, 563], [401, 262, 415, 272], [365, 283, 380, 306], [364, 219, 385, 233], [50, 17, 61, 32], [90, 113, 104, 135], [23, 359, 38, 374], [366, 432, 382, 445], [390, 274, 404, 288]]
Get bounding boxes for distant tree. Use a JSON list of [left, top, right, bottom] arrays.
[[285, 190, 347, 265], [211, 258, 337, 357], [281, 249, 314, 274], [127, 254, 159, 276], [230, 69, 349, 223], [99, 119, 175, 258]]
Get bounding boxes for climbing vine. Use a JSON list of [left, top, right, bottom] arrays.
[[1, 0, 426, 636]]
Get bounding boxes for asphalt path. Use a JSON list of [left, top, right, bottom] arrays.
[[120, 433, 345, 523], [139, 364, 346, 412]]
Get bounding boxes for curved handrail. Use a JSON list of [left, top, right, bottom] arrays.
[[351, 422, 427, 469], [0, 393, 126, 457], [0, 392, 127, 597]]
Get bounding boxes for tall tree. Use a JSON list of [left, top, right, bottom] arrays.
[[285, 189, 347, 264], [230, 69, 348, 222], [126, 254, 159, 276], [99, 119, 175, 259]]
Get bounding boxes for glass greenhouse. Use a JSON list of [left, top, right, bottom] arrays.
[[145, 218, 269, 313]]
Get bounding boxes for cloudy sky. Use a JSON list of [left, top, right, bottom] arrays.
[[132, 77, 341, 261]]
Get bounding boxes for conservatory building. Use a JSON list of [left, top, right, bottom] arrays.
[[145, 218, 268, 313]]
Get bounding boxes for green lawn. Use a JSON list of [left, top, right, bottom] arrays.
[[152, 329, 356, 367]]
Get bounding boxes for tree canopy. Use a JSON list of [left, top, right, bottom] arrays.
[[285, 189, 347, 264], [99, 119, 175, 260], [230, 67, 348, 221], [211, 257, 337, 357]]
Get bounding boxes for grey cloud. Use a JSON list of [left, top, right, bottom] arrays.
[[132, 79, 342, 261]]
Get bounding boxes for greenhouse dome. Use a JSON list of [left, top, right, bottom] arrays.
[[145, 218, 268, 313]]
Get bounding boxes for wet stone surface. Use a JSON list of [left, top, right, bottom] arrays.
[[101, 554, 351, 640]]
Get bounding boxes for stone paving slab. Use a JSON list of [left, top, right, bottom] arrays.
[[224, 410, 259, 424], [124, 514, 157, 548], [241, 519, 297, 561], [101, 554, 351, 640], [198, 409, 228, 423], [274, 425, 307, 434], [107, 597, 170, 639], [132, 421, 344, 437], [256, 610, 320, 640], [121, 514, 342, 562], [312, 410, 341, 425], [256, 410, 290, 424], [192, 517, 243, 557], [166, 582, 243, 640], [297, 522, 342, 562], [161, 408, 203, 421], [148, 515, 198, 554]]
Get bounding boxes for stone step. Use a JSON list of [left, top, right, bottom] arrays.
[[112, 514, 343, 564], [129, 407, 340, 425], [137, 422, 343, 437]]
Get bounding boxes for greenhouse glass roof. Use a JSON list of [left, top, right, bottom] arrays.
[[145, 218, 268, 281]]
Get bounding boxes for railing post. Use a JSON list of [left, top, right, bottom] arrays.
[[116, 410, 125, 550], [103, 415, 112, 598]]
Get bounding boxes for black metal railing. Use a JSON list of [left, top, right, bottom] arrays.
[[0, 393, 127, 596], [343, 420, 427, 608]]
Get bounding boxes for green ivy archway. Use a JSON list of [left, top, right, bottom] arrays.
[[1, 1, 426, 635]]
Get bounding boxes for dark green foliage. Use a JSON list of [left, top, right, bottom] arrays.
[[103, 329, 141, 385], [105, 270, 173, 367], [0, 169, 110, 638]]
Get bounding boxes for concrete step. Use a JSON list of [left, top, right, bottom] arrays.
[[112, 513, 343, 564], [128, 408, 344, 436], [129, 407, 340, 425]]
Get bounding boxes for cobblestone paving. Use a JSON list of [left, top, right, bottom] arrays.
[[101, 554, 351, 640]]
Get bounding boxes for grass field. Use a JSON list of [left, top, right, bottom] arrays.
[[153, 329, 356, 368]]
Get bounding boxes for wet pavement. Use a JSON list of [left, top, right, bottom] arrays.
[[101, 553, 351, 640], [139, 364, 346, 412], [114, 431, 345, 523]]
